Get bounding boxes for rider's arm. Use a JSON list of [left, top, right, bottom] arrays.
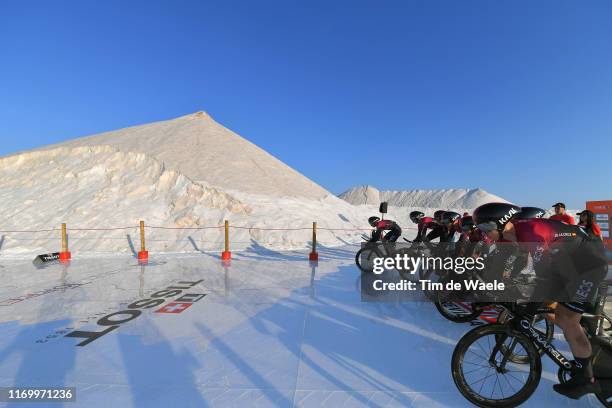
[[414, 222, 425, 242], [370, 228, 383, 242]]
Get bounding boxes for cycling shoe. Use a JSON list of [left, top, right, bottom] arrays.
[[553, 377, 601, 399]]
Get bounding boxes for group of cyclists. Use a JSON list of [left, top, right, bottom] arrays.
[[364, 202, 610, 403]]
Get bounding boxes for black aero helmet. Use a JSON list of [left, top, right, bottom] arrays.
[[473, 202, 521, 232], [433, 210, 446, 223], [410, 211, 425, 223], [441, 211, 461, 225], [516, 206, 546, 220], [460, 215, 474, 231], [368, 216, 380, 227]]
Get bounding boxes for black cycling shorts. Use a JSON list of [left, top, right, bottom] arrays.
[[540, 239, 608, 313]]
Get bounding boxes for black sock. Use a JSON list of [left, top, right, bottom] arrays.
[[574, 356, 594, 379]]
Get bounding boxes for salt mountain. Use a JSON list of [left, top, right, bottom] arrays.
[[0, 112, 369, 255]]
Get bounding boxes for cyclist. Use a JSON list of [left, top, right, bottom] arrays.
[[422, 210, 447, 242], [410, 211, 437, 242], [433, 209, 446, 224], [440, 211, 461, 242], [472, 202, 608, 399], [368, 216, 402, 243], [508, 206, 547, 277], [454, 214, 491, 257]]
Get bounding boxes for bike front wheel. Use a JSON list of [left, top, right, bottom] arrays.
[[451, 324, 542, 407], [355, 247, 378, 273]]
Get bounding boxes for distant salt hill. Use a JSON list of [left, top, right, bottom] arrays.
[[339, 185, 509, 209]]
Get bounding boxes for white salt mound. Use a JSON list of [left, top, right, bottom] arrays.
[[339, 185, 509, 208], [32, 111, 329, 199], [0, 112, 371, 256]]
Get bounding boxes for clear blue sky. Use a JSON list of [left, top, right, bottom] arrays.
[[1, 1, 611, 209]]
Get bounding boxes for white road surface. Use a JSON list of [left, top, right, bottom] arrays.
[[0, 246, 607, 407]]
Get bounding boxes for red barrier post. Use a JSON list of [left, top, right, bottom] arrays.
[[221, 220, 231, 261], [309, 222, 319, 261], [138, 220, 149, 263], [59, 223, 71, 262]]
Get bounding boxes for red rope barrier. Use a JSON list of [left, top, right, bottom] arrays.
[[147, 225, 223, 230], [230, 226, 312, 231], [318, 227, 372, 231], [70, 227, 137, 231], [0, 224, 372, 234], [0, 229, 58, 233]]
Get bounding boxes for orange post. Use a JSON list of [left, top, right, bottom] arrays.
[[59, 223, 71, 262], [138, 220, 149, 262], [221, 220, 231, 260], [309, 222, 319, 261]]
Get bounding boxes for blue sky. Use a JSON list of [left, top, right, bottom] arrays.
[[1, 1, 611, 209]]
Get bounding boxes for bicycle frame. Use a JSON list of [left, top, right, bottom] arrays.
[[513, 317, 574, 370], [493, 284, 609, 374]]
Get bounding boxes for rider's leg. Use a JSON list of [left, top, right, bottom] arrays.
[[555, 304, 591, 359], [553, 302, 599, 398], [544, 302, 557, 324]]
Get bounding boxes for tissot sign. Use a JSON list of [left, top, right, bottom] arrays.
[[65, 280, 205, 346]]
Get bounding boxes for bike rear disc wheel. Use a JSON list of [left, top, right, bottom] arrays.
[[435, 300, 482, 323], [451, 324, 541, 407], [434, 282, 482, 323]]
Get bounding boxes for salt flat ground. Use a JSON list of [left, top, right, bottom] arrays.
[[0, 247, 607, 408]]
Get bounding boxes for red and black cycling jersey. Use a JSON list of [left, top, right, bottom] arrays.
[[469, 228, 491, 243], [454, 227, 493, 258], [508, 218, 607, 313], [370, 219, 402, 243], [415, 217, 437, 242], [458, 228, 492, 245], [512, 218, 586, 249], [495, 219, 607, 279], [375, 220, 396, 231]]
